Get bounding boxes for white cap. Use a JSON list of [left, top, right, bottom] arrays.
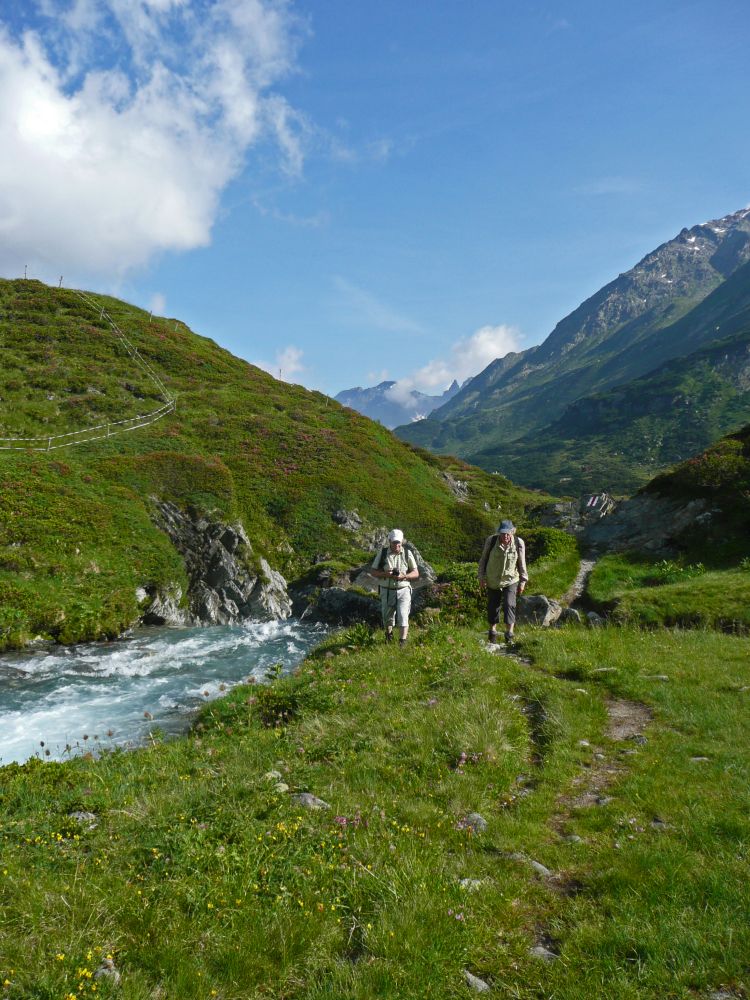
[[388, 529, 404, 543]]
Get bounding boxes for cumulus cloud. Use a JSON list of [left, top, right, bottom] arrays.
[[0, 1, 308, 280], [254, 343, 306, 382], [386, 323, 520, 409]]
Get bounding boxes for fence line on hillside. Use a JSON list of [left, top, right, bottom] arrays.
[[0, 287, 176, 452]]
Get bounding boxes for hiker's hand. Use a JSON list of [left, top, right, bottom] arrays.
[[479, 579, 486, 590], [519, 582, 526, 594]]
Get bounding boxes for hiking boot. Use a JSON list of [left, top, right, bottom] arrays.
[[504, 631, 514, 644], [399, 637, 407, 647], [487, 630, 498, 644], [385, 630, 393, 643]]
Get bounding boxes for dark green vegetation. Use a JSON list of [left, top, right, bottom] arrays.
[[0, 278, 549, 650], [1, 624, 748, 999], [398, 210, 750, 494]]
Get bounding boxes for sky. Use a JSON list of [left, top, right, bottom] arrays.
[[1, 1, 749, 401]]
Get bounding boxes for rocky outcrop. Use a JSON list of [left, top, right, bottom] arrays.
[[517, 594, 563, 627], [583, 492, 709, 555], [142, 501, 291, 626]]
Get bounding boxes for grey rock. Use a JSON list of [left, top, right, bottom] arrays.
[[291, 792, 330, 810], [529, 859, 552, 878], [140, 583, 189, 626], [68, 811, 98, 829], [586, 611, 606, 627], [274, 782, 290, 794], [459, 878, 484, 891], [332, 509, 363, 531], [306, 587, 381, 626], [463, 970, 491, 993], [442, 472, 469, 502], [556, 606, 582, 626], [147, 501, 290, 626], [563, 834, 582, 844], [642, 674, 669, 681], [262, 770, 283, 781], [517, 594, 562, 626], [691, 756, 710, 763], [584, 492, 709, 556], [529, 944, 558, 962], [458, 812, 487, 834], [93, 958, 121, 985]]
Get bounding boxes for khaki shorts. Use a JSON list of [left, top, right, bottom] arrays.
[[380, 586, 412, 628]]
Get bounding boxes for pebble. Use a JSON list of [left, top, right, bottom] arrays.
[[459, 878, 484, 891], [274, 782, 290, 794], [263, 770, 283, 782], [562, 834, 582, 844], [578, 739, 590, 747], [690, 756, 710, 763], [529, 944, 558, 962], [464, 969, 491, 992], [67, 811, 98, 829], [642, 674, 669, 681], [93, 958, 121, 985], [291, 793, 330, 810], [529, 860, 552, 878], [457, 813, 487, 834]]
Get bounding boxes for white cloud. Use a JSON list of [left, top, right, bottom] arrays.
[[386, 323, 520, 408], [254, 343, 306, 382], [0, 1, 308, 281]]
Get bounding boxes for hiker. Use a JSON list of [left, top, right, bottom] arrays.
[[369, 529, 419, 645], [478, 519, 528, 645]]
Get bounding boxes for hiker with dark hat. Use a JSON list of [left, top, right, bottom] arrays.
[[478, 520, 528, 644], [369, 529, 419, 645]]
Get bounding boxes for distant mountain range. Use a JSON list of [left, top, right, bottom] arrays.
[[334, 379, 461, 428], [396, 207, 750, 494]]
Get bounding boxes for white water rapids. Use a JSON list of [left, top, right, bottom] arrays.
[[0, 619, 329, 765]]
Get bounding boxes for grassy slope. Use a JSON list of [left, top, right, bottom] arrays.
[[0, 624, 748, 999], [0, 279, 548, 649], [586, 424, 750, 627], [469, 327, 750, 496]]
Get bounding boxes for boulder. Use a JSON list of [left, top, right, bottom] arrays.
[[517, 594, 562, 626], [305, 587, 381, 627]]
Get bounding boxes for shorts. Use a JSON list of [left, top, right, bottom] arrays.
[[380, 586, 412, 628], [486, 582, 518, 628]]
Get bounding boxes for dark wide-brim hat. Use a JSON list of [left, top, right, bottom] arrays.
[[497, 520, 515, 533]]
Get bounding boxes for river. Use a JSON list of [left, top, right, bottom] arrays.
[[0, 619, 329, 766]]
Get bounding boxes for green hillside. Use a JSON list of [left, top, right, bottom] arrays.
[[470, 325, 750, 495], [0, 279, 547, 650]]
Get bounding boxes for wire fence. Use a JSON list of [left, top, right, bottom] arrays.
[[0, 287, 176, 452]]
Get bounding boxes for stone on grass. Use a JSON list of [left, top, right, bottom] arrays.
[[586, 611, 605, 627], [274, 782, 290, 794], [93, 958, 121, 985], [464, 969, 491, 993], [263, 770, 283, 782], [68, 811, 98, 829], [291, 792, 330, 810], [529, 944, 558, 962], [556, 607, 581, 626], [457, 813, 487, 834], [517, 594, 562, 627], [459, 878, 484, 891]]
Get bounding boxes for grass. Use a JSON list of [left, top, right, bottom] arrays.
[[588, 553, 750, 632], [1, 623, 748, 998]]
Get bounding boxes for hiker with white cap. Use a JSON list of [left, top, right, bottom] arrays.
[[478, 520, 528, 645], [369, 529, 419, 645]]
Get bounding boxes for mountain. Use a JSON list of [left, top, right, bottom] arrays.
[[472, 260, 750, 494], [397, 207, 750, 474], [335, 379, 460, 428], [0, 279, 543, 649]]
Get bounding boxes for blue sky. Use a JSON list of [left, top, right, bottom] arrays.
[[1, 1, 748, 398]]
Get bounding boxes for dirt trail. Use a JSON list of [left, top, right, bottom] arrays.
[[560, 558, 597, 606]]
